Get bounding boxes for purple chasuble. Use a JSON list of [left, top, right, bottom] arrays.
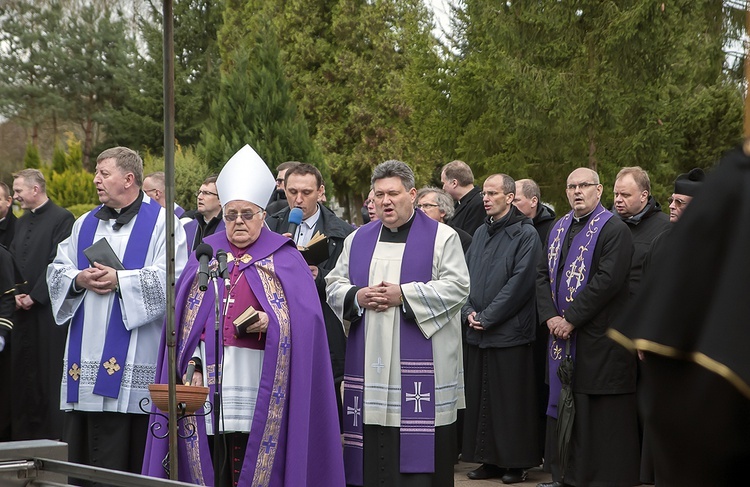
[[545, 203, 613, 418], [67, 199, 160, 401], [343, 211, 438, 486], [142, 228, 345, 487]]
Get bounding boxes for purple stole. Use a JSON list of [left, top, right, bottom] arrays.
[[67, 200, 160, 402], [343, 211, 438, 486], [545, 203, 612, 418]]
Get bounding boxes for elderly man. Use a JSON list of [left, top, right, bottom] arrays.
[[536, 168, 638, 487], [462, 174, 542, 483], [441, 160, 485, 235], [47, 147, 188, 480], [142, 171, 186, 217], [416, 186, 472, 252], [183, 175, 224, 252], [362, 189, 378, 224], [612, 167, 669, 297], [327, 160, 469, 487], [143, 145, 345, 487], [10, 169, 75, 441]]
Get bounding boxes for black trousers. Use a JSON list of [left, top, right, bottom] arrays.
[[63, 411, 149, 487]]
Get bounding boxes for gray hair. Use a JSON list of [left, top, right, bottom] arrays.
[[516, 178, 541, 201], [371, 160, 415, 190], [13, 168, 46, 193], [97, 147, 144, 187], [416, 186, 455, 220]]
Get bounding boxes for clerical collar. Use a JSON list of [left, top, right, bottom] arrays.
[[378, 210, 415, 243], [94, 191, 144, 230], [573, 207, 596, 224], [31, 198, 51, 214]]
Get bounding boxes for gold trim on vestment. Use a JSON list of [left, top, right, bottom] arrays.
[[227, 252, 252, 264], [251, 255, 290, 487], [607, 328, 750, 400]]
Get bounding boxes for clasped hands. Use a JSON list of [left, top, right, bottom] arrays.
[[75, 262, 118, 295], [547, 315, 574, 340], [356, 281, 401, 312]]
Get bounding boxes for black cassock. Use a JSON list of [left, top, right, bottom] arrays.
[[0, 246, 18, 440], [9, 200, 74, 441]]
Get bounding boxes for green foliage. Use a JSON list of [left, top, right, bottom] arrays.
[[199, 16, 321, 178], [64, 132, 84, 170], [66, 203, 99, 219], [24, 141, 41, 169], [43, 167, 98, 209], [142, 144, 211, 210], [51, 143, 67, 173]]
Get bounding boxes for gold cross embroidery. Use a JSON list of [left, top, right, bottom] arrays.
[[69, 363, 81, 381], [103, 357, 121, 376]]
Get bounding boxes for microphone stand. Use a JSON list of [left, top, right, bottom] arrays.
[[211, 269, 222, 487]]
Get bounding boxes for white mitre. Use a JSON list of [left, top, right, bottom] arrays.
[[216, 144, 275, 209]]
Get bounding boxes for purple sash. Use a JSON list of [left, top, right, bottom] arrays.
[[343, 212, 438, 485], [67, 200, 160, 401], [545, 203, 612, 418]]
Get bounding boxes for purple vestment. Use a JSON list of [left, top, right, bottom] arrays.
[[142, 227, 345, 486], [545, 203, 613, 418]]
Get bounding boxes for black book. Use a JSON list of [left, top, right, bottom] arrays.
[[83, 238, 124, 270]]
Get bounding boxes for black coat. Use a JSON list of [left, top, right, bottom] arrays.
[[532, 204, 556, 245], [616, 196, 670, 297], [537, 212, 635, 394], [450, 186, 485, 236], [0, 211, 16, 250], [266, 204, 353, 382], [463, 207, 542, 348]]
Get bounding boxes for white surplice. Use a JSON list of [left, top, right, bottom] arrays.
[[325, 222, 469, 427], [47, 198, 188, 414]]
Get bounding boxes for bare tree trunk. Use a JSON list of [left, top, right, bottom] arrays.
[[587, 125, 597, 172], [82, 116, 94, 171], [744, 2, 750, 137]]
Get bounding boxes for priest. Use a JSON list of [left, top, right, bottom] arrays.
[[47, 146, 188, 480], [142, 145, 345, 487], [326, 159, 469, 487]]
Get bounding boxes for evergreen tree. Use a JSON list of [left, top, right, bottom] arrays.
[[52, 143, 67, 173], [199, 18, 320, 175], [24, 141, 42, 169]]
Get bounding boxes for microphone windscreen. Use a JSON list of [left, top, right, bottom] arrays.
[[289, 207, 304, 225], [196, 243, 214, 260]]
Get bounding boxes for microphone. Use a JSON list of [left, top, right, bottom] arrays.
[[185, 359, 196, 386], [287, 207, 304, 242], [196, 243, 213, 291], [216, 249, 229, 282]]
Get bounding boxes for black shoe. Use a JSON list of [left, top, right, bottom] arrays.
[[536, 482, 565, 487], [501, 468, 527, 484], [467, 463, 504, 480]]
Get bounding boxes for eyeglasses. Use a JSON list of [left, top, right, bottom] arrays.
[[668, 196, 688, 208], [479, 190, 504, 198], [416, 203, 439, 209], [224, 209, 263, 222], [566, 182, 598, 191], [196, 190, 218, 197], [364, 199, 374, 206]]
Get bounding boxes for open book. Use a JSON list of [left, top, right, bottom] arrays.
[[298, 231, 329, 266]]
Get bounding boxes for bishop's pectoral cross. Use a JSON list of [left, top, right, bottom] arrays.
[[223, 295, 235, 308]]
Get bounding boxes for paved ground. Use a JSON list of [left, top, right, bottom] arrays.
[[454, 462, 551, 486]]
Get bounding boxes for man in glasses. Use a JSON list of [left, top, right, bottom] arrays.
[[142, 171, 186, 218], [183, 175, 223, 252], [144, 145, 345, 486], [536, 168, 638, 487]]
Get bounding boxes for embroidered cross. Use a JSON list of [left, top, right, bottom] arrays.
[[280, 336, 291, 355], [69, 363, 81, 381], [261, 435, 277, 454], [551, 340, 563, 361], [405, 381, 431, 413], [347, 396, 361, 427], [371, 357, 385, 374], [565, 256, 586, 295], [270, 292, 285, 310], [272, 386, 285, 405], [103, 357, 121, 376], [187, 295, 201, 310]]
